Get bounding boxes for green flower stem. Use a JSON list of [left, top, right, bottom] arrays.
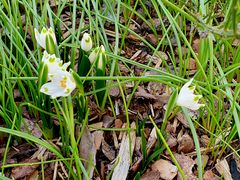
[[56, 98, 89, 179], [37, 62, 53, 139], [182, 107, 203, 180]]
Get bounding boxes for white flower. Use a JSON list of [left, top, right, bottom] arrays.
[[81, 33, 92, 52], [176, 78, 205, 110], [97, 46, 105, 69], [89, 48, 99, 64], [89, 45, 105, 64], [34, 27, 57, 49], [100, 45, 105, 53], [42, 51, 70, 78], [40, 71, 76, 99]]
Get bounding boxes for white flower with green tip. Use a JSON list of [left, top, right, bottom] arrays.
[[89, 45, 105, 64], [42, 51, 70, 78], [89, 48, 99, 64], [34, 27, 56, 49], [81, 33, 92, 52], [176, 78, 205, 110], [97, 45, 106, 69], [40, 71, 76, 99]]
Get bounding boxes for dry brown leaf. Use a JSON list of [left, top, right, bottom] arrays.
[[79, 127, 96, 180], [102, 115, 115, 128], [187, 58, 197, 70], [177, 133, 195, 153], [146, 34, 158, 46], [27, 170, 39, 180], [141, 170, 161, 180], [176, 112, 189, 128], [174, 153, 197, 180], [215, 159, 232, 180], [172, 118, 180, 134], [135, 86, 157, 100], [151, 159, 178, 180], [192, 38, 200, 53], [115, 119, 123, 129], [109, 86, 120, 97], [89, 122, 103, 131], [203, 170, 219, 180], [102, 139, 115, 161], [112, 131, 119, 149], [92, 131, 104, 150], [167, 134, 177, 149], [111, 122, 136, 180], [127, 33, 141, 42], [200, 135, 210, 147], [135, 137, 141, 154], [11, 158, 39, 179], [21, 118, 42, 138], [130, 50, 142, 60]]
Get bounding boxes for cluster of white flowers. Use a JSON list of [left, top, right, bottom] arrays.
[[35, 27, 105, 99], [80, 33, 106, 65], [35, 27, 204, 110], [35, 28, 93, 98], [38, 50, 76, 99]]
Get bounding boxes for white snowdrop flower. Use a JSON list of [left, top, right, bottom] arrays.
[[81, 33, 92, 52], [40, 71, 76, 99], [176, 78, 205, 110], [89, 45, 105, 64], [100, 45, 105, 53], [42, 51, 70, 78], [89, 47, 99, 64], [97, 46, 105, 69], [34, 27, 57, 49]]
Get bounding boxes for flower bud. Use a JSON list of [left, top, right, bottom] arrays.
[[81, 33, 92, 52], [34, 27, 57, 51]]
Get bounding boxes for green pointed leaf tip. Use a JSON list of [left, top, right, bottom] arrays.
[[71, 70, 85, 94]]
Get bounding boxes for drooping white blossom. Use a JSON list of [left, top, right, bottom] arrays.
[[81, 33, 92, 52], [176, 78, 205, 110], [34, 27, 57, 49], [89, 48, 99, 64], [96, 45, 106, 69], [40, 70, 76, 99], [89, 45, 105, 64]]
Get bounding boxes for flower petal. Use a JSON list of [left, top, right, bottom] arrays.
[[40, 82, 65, 99], [35, 28, 46, 49], [40, 70, 76, 98]]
